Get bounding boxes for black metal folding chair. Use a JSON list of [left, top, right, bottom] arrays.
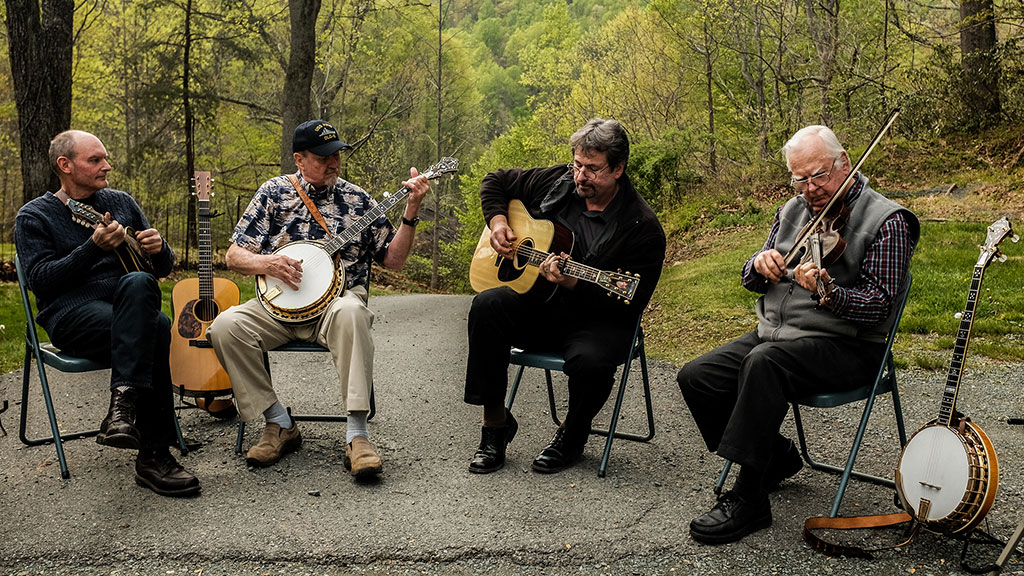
[[504, 315, 655, 477], [16, 254, 188, 479], [715, 274, 913, 517]]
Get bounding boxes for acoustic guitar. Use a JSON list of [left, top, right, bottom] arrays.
[[66, 199, 154, 274], [469, 199, 639, 303], [895, 217, 1018, 535], [256, 157, 459, 323], [169, 171, 239, 416]]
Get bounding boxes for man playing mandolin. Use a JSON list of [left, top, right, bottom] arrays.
[[463, 118, 666, 475], [676, 124, 920, 544], [207, 119, 429, 478], [15, 130, 200, 497]]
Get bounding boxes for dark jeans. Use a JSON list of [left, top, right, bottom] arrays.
[[676, 331, 885, 471], [50, 272, 176, 448], [464, 287, 635, 436]]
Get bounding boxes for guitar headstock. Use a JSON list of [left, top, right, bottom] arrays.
[[977, 217, 1019, 267], [66, 199, 106, 229], [423, 156, 459, 181], [192, 171, 213, 201], [598, 270, 640, 303]]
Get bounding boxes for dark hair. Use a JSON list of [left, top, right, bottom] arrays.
[[570, 118, 629, 170]]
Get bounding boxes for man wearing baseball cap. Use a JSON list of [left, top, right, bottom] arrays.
[[208, 119, 430, 479]]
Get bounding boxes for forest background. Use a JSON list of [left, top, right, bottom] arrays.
[[1, 0, 1023, 372]]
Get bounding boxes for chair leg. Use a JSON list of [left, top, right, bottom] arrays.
[[21, 348, 76, 479], [545, 370, 560, 427], [173, 411, 189, 455], [235, 420, 246, 454], [505, 365, 526, 412], [715, 460, 733, 495]]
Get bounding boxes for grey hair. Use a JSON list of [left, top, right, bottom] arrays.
[[781, 125, 849, 171], [49, 130, 88, 175], [570, 118, 630, 170]]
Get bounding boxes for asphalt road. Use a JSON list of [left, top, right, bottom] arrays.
[[2, 293, 1023, 575]]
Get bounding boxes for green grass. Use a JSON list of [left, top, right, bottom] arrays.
[[644, 220, 1024, 369]]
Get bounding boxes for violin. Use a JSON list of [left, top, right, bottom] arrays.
[[783, 109, 901, 301]]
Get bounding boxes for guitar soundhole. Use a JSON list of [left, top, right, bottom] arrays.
[[193, 298, 221, 322], [496, 239, 533, 282]]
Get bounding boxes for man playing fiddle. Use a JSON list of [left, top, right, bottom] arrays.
[[676, 125, 919, 544]]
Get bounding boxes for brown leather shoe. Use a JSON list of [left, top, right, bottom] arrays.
[[245, 422, 302, 467], [344, 436, 383, 478], [97, 387, 141, 450], [135, 447, 200, 497]]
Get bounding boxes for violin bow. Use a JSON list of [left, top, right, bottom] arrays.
[[783, 108, 901, 267]]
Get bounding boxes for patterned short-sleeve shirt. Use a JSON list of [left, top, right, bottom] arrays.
[[232, 173, 396, 290]]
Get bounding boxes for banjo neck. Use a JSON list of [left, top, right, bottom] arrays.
[[937, 263, 985, 427]]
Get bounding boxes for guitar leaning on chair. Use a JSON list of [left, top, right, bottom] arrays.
[[65, 199, 155, 274], [895, 216, 1018, 535], [169, 171, 240, 417], [256, 156, 460, 323], [468, 199, 639, 303]]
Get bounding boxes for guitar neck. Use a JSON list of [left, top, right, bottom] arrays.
[[197, 197, 214, 300], [938, 264, 985, 426], [515, 244, 606, 285]]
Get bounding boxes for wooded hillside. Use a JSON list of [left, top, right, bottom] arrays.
[[2, 0, 1022, 289]]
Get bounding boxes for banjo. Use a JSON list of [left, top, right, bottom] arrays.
[[256, 157, 459, 323], [895, 217, 1017, 535]]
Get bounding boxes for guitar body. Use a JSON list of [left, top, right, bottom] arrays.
[[896, 420, 998, 535], [169, 277, 240, 396], [255, 240, 345, 323], [469, 199, 574, 302]]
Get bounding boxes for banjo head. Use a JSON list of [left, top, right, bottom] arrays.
[[897, 425, 971, 522], [258, 241, 341, 313]]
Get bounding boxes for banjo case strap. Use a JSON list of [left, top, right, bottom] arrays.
[[288, 174, 334, 238], [803, 512, 914, 558]]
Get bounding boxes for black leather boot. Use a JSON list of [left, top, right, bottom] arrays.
[[468, 411, 518, 474], [135, 446, 201, 497], [96, 387, 141, 450], [531, 425, 586, 474]]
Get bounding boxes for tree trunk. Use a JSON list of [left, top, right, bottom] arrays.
[[431, 0, 444, 290], [960, 0, 1000, 123], [4, 0, 74, 204], [280, 0, 322, 173], [184, 0, 196, 267], [803, 0, 838, 125]]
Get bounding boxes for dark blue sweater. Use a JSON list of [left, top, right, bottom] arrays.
[[14, 189, 174, 333]]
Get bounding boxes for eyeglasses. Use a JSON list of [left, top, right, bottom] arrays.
[[567, 162, 610, 179], [790, 162, 836, 192]]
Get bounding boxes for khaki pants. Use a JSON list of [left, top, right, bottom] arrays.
[[207, 286, 373, 421]]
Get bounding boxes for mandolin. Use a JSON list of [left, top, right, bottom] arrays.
[[256, 157, 459, 323], [66, 199, 154, 274], [469, 199, 639, 303], [895, 217, 1018, 535], [169, 171, 239, 417]]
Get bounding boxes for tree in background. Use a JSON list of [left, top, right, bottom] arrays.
[[960, 0, 1000, 125], [4, 0, 73, 204], [280, 0, 320, 173]]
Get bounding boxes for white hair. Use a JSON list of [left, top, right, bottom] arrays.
[[781, 125, 848, 171]]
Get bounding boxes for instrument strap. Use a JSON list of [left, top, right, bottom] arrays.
[[288, 174, 334, 238], [803, 512, 916, 558]]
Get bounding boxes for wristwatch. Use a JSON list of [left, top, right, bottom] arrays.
[[401, 216, 420, 228]]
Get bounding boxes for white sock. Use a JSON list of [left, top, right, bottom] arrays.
[[263, 401, 294, 429], [346, 411, 368, 444]]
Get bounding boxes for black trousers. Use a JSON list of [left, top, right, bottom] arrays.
[[676, 331, 885, 471], [464, 287, 635, 435], [50, 272, 177, 448]]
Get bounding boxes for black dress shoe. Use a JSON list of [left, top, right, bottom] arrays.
[[689, 490, 772, 545], [135, 447, 201, 497], [97, 387, 141, 450], [468, 411, 518, 474], [531, 426, 585, 474], [765, 439, 803, 491]]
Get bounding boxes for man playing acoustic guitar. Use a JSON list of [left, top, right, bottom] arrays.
[[207, 119, 429, 478], [676, 124, 919, 544], [463, 118, 666, 474], [15, 130, 200, 497]]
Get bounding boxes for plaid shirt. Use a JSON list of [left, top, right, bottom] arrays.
[[741, 176, 913, 324], [232, 173, 395, 290]]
